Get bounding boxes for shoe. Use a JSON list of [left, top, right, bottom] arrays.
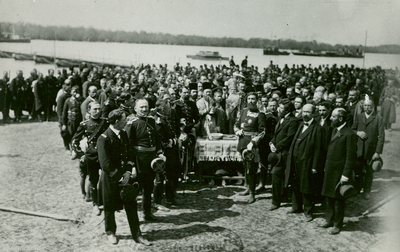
[[318, 222, 333, 228], [287, 209, 302, 214], [305, 214, 313, 222], [247, 193, 256, 204], [363, 192, 371, 200], [144, 213, 160, 222], [85, 197, 92, 202], [93, 205, 101, 216], [269, 205, 279, 211], [135, 236, 152, 246], [154, 203, 170, 212], [238, 188, 249, 196], [255, 184, 266, 193], [107, 233, 118, 245], [329, 227, 341, 235]]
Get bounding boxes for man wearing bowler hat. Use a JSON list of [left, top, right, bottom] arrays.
[[321, 108, 357, 235], [351, 98, 385, 200]]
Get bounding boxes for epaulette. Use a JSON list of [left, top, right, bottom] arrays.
[[126, 114, 138, 125], [174, 100, 184, 106], [80, 119, 89, 126], [101, 134, 107, 138]]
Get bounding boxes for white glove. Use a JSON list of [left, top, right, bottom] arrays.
[[235, 129, 244, 137], [158, 154, 167, 162], [131, 167, 137, 179], [340, 175, 349, 183], [247, 142, 254, 151], [269, 143, 277, 153]]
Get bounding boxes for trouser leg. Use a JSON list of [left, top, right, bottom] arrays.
[[325, 197, 335, 225], [104, 210, 117, 235], [303, 193, 314, 216], [125, 201, 141, 239], [153, 172, 164, 204], [363, 163, 374, 193], [140, 172, 155, 216], [87, 157, 100, 206], [334, 199, 345, 228], [271, 166, 284, 207]]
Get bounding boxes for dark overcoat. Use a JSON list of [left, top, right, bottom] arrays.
[[285, 120, 323, 194], [321, 125, 357, 199], [352, 112, 384, 160], [270, 113, 299, 161], [97, 128, 133, 212]]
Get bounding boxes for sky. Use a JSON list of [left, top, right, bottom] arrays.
[[0, 0, 399, 47]]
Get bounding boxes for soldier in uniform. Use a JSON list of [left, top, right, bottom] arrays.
[[234, 92, 266, 203], [174, 86, 199, 177], [0, 71, 9, 123], [153, 99, 181, 208], [125, 99, 166, 221], [62, 86, 84, 159], [10, 70, 26, 122], [72, 101, 109, 214]]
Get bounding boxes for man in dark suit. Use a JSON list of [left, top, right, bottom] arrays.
[[269, 98, 299, 210], [97, 109, 151, 246], [351, 99, 384, 199], [285, 104, 323, 221], [321, 108, 357, 235]]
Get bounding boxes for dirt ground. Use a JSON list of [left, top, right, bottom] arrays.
[[0, 111, 399, 252]]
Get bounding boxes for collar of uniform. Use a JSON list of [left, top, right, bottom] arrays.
[[110, 125, 120, 138]]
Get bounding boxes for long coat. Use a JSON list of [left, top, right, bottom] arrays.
[[285, 120, 323, 194], [97, 128, 133, 212], [351, 112, 384, 161], [321, 125, 357, 199], [270, 113, 299, 161]]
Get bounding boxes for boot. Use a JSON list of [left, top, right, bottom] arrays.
[[85, 182, 92, 202], [247, 164, 257, 204], [80, 177, 86, 199]]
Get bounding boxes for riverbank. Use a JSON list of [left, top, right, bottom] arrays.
[[0, 110, 399, 251]]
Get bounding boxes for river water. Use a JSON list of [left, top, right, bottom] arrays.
[[0, 40, 399, 79]]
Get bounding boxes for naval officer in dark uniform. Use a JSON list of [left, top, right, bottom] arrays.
[[125, 99, 166, 221], [97, 109, 151, 246], [234, 92, 266, 203]]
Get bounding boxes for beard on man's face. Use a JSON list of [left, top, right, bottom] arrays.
[[247, 102, 258, 112]]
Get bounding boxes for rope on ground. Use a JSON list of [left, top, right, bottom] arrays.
[[0, 205, 84, 224]]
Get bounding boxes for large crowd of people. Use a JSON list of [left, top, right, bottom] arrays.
[[0, 59, 399, 245]]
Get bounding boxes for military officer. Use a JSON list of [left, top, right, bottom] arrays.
[[234, 92, 266, 203], [72, 101, 109, 214], [125, 99, 166, 221]]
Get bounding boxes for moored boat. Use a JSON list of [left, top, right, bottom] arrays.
[[13, 53, 34, 61], [34, 55, 55, 64], [187, 51, 229, 60], [263, 47, 290, 55], [0, 51, 14, 58]]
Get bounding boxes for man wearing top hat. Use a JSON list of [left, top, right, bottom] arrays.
[[125, 99, 166, 222], [351, 98, 384, 200], [321, 108, 357, 235], [234, 92, 266, 203]]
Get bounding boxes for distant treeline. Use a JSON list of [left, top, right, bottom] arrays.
[[1, 22, 400, 54]]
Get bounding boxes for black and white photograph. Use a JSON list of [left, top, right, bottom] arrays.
[[0, 0, 399, 251]]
